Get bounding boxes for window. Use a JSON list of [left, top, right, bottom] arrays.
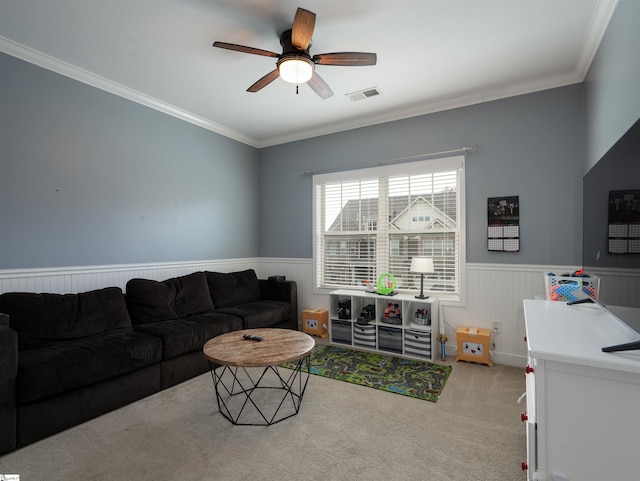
[[314, 156, 465, 298]]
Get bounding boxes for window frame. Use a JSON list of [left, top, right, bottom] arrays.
[[313, 156, 466, 303]]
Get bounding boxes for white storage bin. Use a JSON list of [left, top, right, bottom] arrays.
[[354, 323, 376, 348], [544, 274, 600, 302], [404, 329, 432, 359]]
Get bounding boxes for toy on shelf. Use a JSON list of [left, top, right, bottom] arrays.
[[356, 304, 376, 325], [383, 302, 402, 325], [413, 308, 431, 326], [376, 273, 397, 296], [363, 279, 376, 293], [337, 299, 351, 319]]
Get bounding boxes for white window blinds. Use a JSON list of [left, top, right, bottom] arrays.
[[314, 156, 465, 296], [316, 178, 379, 287]]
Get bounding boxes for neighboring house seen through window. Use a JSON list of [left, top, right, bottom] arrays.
[[314, 156, 465, 298]]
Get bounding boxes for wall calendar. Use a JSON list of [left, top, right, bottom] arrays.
[[608, 189, 640, 254], [487, 195, 520, 252]]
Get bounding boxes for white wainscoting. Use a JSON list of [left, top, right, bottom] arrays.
[[1, 259, 637, 368], [0, 259, 258, 294]]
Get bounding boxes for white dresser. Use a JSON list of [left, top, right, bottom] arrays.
[[522, 300, 640, 481]]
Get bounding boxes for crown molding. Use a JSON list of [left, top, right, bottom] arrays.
[[0, 36, 258, 147], [574, 0, 619, 80], [257, 72, 583, 148], [1, 0, 617, 149]]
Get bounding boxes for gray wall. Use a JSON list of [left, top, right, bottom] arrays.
[[584, 0, 640, 171], [0, 53, 259, 269], [259, 85, 585, 265], [4, 0, 637, 271]]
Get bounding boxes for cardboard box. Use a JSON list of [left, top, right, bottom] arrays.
[[455, 327, 493, 367], [302, 308, 329, 338]]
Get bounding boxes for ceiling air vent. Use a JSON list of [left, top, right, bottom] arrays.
[[346, 87, 381, 102]]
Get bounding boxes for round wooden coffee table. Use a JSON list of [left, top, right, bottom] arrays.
[[203, 328, 315, 425]]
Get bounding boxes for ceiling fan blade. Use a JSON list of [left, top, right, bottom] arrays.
[[313, 52, 377, 66], [213, 41, 280, 58], [291, 8, 316, 51], [247, 69, 280, 93], [307, 72, 334, 99]]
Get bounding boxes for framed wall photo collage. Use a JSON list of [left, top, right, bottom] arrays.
[[488, 196, 520, 252]]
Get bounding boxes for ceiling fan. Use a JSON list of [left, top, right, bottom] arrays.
[[213, 7, 377, 99]]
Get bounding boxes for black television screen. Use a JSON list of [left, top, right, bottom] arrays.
[[583, 117, 640, 274], [583, 117, 640, 351], [601, 305, 640, 352]]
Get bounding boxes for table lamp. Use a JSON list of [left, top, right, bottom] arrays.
[[410, 257, 434, 299]]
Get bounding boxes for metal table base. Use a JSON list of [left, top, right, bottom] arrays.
[[209, 356, 311, 426]]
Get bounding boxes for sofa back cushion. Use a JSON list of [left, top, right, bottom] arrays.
[[205, 269, 261, 309], [126, 271, 214, 325], [0, 287, 132, 350]]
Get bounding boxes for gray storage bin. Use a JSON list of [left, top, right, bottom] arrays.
[[377, 326, 402, 354], [354, 323, 376, 348], [331, 319, 353, 345], [404, 329, 432, 359]]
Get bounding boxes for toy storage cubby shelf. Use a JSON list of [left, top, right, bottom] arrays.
[[329, 289, 439, 361]]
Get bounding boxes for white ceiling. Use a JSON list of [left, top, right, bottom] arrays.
[[0, 1, 618, 148]]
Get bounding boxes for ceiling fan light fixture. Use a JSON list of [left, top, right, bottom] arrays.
[[278, 56, 314, 84]]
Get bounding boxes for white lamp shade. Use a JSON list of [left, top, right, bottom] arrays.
[[410, 257, 434, 274], [278, 57, 314, 84]]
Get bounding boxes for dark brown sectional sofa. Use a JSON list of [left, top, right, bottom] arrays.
[[0, 269, 297, 454]]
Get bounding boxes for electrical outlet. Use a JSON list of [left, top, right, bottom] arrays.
[[492, 320, 501, 334]]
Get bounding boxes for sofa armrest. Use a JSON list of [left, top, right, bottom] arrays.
[[0, 313, 18, 454], [259, 279, 298, 328]]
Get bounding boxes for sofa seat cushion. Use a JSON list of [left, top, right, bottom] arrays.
[[126, 272, 214, 325], [216, 300, 292, 329], [205, 270, 261, 309], [0, 287, 132, 350], [133, 313, 242, 360], [17, 331, 162, 405]]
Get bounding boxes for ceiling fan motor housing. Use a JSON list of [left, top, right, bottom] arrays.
[[278, 29, 314, 83], [280, 28, 310, 54]]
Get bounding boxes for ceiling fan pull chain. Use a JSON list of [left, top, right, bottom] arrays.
[[296, 84, 299, 95]]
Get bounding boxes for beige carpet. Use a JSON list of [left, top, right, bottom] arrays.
[[0, 359, 526, 481]]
